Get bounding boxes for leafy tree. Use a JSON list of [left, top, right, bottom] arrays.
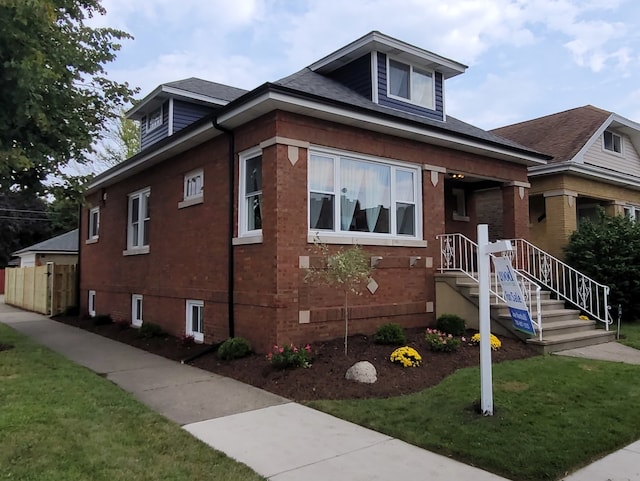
[[47, 174, 93, 235], [564, 210, 640, 322], [0, 191, 52, 267], [0, 0, 137, 194], [306, 241, 373, 355], [96, 110, 140, 168]]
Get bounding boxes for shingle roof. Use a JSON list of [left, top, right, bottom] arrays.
[[273, 68, 543, 154], [164, 77, 248, 102], [490, 105, 612, 163], [13, 229, 79, 255]]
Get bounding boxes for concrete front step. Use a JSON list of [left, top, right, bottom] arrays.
[[498, 308, 581, 324], [538, 319, 599, 336], [527, 330, 616, 354]]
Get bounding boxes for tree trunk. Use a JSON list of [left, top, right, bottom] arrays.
[[344, 289, 349, 356]]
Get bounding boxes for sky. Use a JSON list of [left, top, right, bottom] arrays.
[[92, 0, 640, 130]]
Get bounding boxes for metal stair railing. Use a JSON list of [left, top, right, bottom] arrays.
[[437, 233, 543, 340], [505, 238, 612, 329]]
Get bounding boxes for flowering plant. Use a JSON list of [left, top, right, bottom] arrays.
[[267, 343, 312, 369], [578, 315, 590, 321], [425, 328, 462, 352], [390, 346, 422, 367], [470, 333, 502, 351]]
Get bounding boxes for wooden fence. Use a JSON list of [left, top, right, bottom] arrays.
[[4, 264, 77, 316]]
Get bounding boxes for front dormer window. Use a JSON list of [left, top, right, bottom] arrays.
[[147, 106, 163, 132], [388, 59, 434, 109], [603, 131, 622, 154]]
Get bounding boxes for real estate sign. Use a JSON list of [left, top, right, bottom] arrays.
[[491, 256, 536, 336]]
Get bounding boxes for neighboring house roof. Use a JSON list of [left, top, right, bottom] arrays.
[[127, 77, 248, 120], [12, 229, 79, 256], [491, 105, 611, 163], [492, 105, 640, 188]]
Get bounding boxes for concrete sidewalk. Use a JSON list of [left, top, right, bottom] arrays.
[[2, 298, 640, 480]]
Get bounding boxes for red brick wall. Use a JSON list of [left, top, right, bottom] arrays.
[[80, 109, 531, 353]]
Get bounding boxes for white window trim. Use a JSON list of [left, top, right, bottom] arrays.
[[131, 294, 143, 328], [624, 205, 640, 222], [238, 147, 263, 238], [88, 206, 100, 241], [147, 105, 163, 132], [124, 187, 151, 255], [179, 168, 204, 208], [88, 290, 96, 317], [185, 299, 204, 343], [603, 131, 623, 156], [386, 56, 435, 110], [307, 146, 423, 242]]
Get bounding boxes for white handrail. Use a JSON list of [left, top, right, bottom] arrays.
[[505, 238, 612, 329], [438, 233, 543, 339]]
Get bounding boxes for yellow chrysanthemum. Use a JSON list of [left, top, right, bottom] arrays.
[[390, 346, 422, 367], [470, 333, 502, 351]]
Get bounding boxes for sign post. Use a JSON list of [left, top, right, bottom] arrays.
[[477, 224, 512, 416]]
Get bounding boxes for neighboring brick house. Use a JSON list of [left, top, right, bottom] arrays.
[[492, 105, 640, 258], [80, 31, 547, 351]]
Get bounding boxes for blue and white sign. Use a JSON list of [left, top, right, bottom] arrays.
[[491, 256, 536, 336]]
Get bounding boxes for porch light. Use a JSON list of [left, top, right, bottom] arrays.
[[449, 173, 465, 180]]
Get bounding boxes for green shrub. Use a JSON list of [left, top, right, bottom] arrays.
[[137, 322, 164, 339], [267, 344, 312, 369], [92, 314, 112, 326], [436, 314, 466, 336], [565, 209, 640, 322], [374, 323, 407, 345], [425, 328, 461, 352], [218, 337, 252, 360]]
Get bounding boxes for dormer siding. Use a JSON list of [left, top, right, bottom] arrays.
[[376, 52, 444, 121], [173, 100, 215, 133], [140, 100, 169, 150], [327, 53, 373, 98]]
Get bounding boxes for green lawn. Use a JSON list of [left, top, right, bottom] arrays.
[[309, 356, 640, 481], [0, 324, 264, 481], [619, 322, 640, 350]]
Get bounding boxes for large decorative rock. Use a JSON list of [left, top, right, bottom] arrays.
[[345, 361, 377, 384]]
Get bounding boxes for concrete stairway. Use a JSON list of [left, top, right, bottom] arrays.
[[436, 272, 616, 354]]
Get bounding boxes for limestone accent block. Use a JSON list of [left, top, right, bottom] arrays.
[[345, 361, 377, 384]]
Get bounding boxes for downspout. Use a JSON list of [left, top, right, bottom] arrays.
[[212, 118, 236, 338], [75, 201, 82, 312]]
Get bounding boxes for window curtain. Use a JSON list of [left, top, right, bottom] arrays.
[[340, 159, 362, 231], [363, 163, 390, 232]]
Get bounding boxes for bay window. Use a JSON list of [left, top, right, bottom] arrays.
[[309, 149, 420, 238]]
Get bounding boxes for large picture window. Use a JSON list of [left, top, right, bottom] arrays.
[[239, 151, 262, 235], [309, 150, 420, 238], [388, 58, 434, 109], [127, 187, 150, 251]]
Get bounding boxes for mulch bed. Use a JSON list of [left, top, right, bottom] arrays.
[[52, 315, 539, 402]]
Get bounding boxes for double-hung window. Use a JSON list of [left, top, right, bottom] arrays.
[[604, 131, 622, 154], [147, 106, 163, 131], [127, 187, 150, 252], [388, 58, 434, 109], [186, 300, 204, 343], [308, 149, 420, 238], [239, 151, 262, 235], [184, 169, 204, 200], [88, 207, 100, 240]]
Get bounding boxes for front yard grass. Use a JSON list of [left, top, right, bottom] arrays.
[[0, 324, 264, 481], [619, 322, 640, 350], [309, 355, 640, 481]]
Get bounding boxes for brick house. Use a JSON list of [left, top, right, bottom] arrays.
[[492, 105, 640, 258], [81, 32, 547, 351]]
